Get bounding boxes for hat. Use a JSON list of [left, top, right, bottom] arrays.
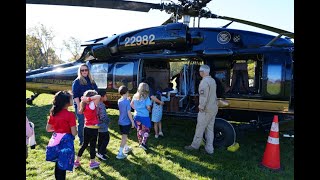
[[199, 65, 210, 73]]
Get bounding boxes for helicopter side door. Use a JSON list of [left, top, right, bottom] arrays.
[[262, 52, 290, 100], [139, 59, 171, 90]]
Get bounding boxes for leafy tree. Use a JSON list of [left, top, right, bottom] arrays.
[[26, 35, 43, 70], [170, 61, 185, 77], [27, 23, 57, 68], [47, 47, 64, 65], [247, 60, 255, 79], [63, 36, 83, 61]]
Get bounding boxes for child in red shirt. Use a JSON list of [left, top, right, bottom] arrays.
[[74, 90, 101, 169], [46, 91, 77, 180]]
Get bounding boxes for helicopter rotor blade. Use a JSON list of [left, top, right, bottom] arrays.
[[210, 14, 294, 39], [26, 0, 293, 39], [26, 0, 161, 12]]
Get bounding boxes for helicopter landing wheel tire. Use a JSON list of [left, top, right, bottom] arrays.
[[203, 118, 236, 148], [26, 98, 33, 105]]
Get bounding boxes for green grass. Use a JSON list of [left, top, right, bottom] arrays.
[[26, 90, 294, 180]]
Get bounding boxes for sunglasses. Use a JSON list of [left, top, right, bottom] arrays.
[[80, 69, 88, 72]]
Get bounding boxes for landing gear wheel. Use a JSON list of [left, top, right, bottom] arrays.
[[203, 118, 236, 148], [26, 98, 33, 105]]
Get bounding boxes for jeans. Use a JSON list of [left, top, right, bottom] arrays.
[[74, 104, 84, 145]]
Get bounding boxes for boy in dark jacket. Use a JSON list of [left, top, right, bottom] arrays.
[[96, 91, 110, 161]]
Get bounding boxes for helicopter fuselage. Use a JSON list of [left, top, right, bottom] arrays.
[[26, 23, 294, 132]]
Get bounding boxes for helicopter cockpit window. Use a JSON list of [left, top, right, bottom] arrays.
[[90, 63, 108, 89], [266, 64, 282, 95], [113, 62, 134, 90], [229, 60, 250, 94], [214, 70, 228, 98], [227, 58, 262, 96]]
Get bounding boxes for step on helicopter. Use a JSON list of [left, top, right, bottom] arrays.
[[26, 0, 294, 148]]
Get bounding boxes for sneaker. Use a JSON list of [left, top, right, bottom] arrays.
[[139, 143, 148, 151], [158, 132, 164, 136], [116, 153, 127, 159], [155, 135, 159, 138], [204, 147, 214, 155], [206, 150, 214, 155], [96, 153, 108, 161], [89, 161, 100, 169], [123, 146, 132, 154], [184, 145, 198, 151], [200, 148, 214, 155], [74, 161, 81, 168]]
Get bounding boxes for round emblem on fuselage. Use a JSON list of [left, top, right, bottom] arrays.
[[217, 31, 231, 44]]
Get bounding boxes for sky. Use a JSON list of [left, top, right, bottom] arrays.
[[26, 0, 294, 61]]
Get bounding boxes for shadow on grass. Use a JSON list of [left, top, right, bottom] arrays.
[[145, 115, 293, 179], [26, 102, 294, 179], [116, 150, 180, 180], [144, 132, 221, 178], [74, 147, 180, 179], [109, 131, 122, 140], [73, 165, 114, 179]]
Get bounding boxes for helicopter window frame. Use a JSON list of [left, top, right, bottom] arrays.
[[266, 63, 282, 95], [222, 54, 264, 97], [90, 63, 109, 89], [113, 62, 135, 90]]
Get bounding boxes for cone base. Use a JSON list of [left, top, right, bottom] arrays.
[[259, 163, 284, 172]]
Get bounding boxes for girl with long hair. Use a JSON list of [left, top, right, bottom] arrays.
[[130, 82, 152, 150], [46, 90, 77, 180]]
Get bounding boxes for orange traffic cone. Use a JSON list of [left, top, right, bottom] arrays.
[[261, 115, 281, 171]]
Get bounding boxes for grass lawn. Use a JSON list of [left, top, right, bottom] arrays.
[[26, 90, 294, 179]]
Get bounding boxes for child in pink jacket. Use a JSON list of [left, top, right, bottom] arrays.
[[26, 116, 34, 159]]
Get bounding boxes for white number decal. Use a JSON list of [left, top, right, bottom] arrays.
[[130, 37, 136, 47], [124, 34, 156, 47], [142, 35, 148, 45], [136, 36, 142, 46], [149, 34, 155, 45], [124, 37, 130, 47]]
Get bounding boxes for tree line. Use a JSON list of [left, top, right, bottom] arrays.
[[26, 24, 82, 71]]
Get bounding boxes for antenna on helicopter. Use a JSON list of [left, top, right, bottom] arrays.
[[221, 21, 234, 28]]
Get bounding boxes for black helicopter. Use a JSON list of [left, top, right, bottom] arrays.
[[26, 0, 294, 148]]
